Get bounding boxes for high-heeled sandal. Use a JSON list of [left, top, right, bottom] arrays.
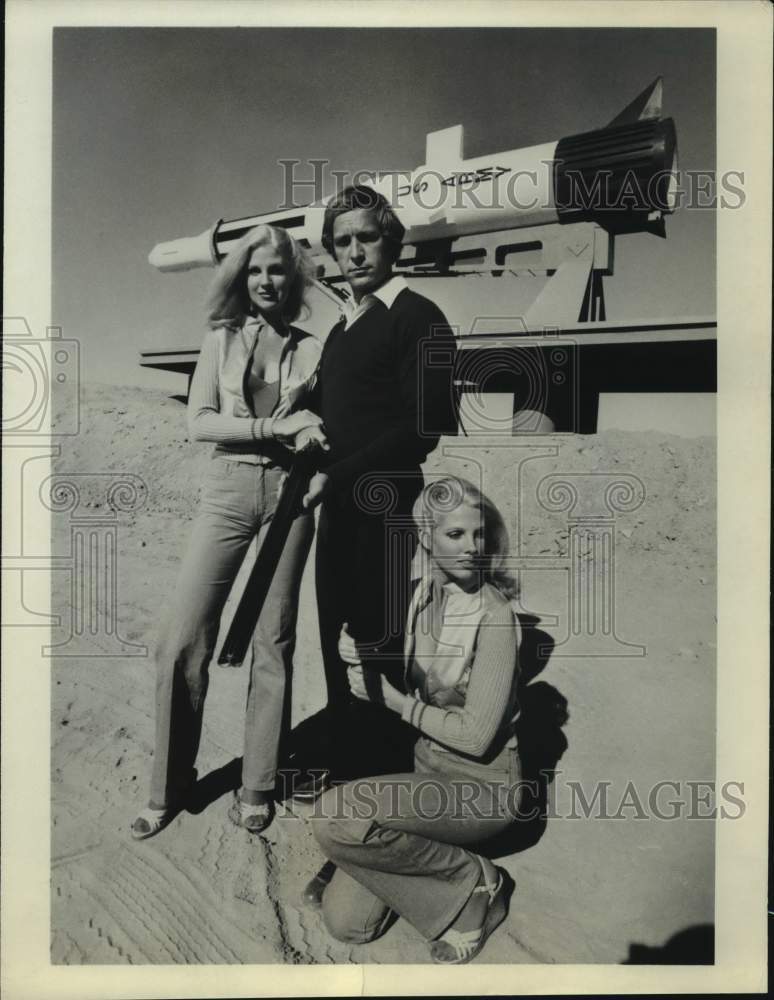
[[429, 857, 514, 965], [227, 790, 274, 834], [131, 770, 198, 841], [131, 806, 171, 840]]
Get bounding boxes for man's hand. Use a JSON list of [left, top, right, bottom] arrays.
[[347, 664, 386, 705], [346, 664, 368, 700], [293, 424, 330, 454], [338, 623, 361, 665], [302, 471, 330, 510], [346, 663, 406, 715]]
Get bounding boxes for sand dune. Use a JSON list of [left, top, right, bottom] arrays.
[[51, 383, 716, 965]]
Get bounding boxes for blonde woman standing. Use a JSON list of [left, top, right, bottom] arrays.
[[132, 225, 324, 840]]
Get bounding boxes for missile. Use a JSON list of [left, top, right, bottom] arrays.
[[148, 78, 677, 275]]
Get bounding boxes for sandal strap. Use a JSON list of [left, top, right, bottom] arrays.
[[470, 852, 502, 900], [434, 927, 484, 962], [431, 864, 504, 963], [236, 791, 272, 814], [132, 807, 170, 838], [136, 807, 167, 823], [471, 873, 501, 902], [238, 800, 271, 818]]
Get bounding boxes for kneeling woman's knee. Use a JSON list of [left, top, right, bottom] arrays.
[[321, 893, 361, 942], [321, 894, 384, 944], [321, 874, 391, 945]]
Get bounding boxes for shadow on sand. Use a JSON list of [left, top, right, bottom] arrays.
[[481, 614, 569, 858], [623, 924, 715, 964], [187, 614, 569, 847]]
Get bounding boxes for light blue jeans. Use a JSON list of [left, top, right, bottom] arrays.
[[150, 457, 314, 807], [312, 737, 522, 942]]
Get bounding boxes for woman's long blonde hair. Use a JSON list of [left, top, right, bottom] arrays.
[[205, 224, 316, 328], [412, 475, 519, 600]]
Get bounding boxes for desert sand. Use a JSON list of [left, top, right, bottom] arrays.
[[51, 383, 716, 965]]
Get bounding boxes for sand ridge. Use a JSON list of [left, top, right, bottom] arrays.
[[51, 383, 716, 964]]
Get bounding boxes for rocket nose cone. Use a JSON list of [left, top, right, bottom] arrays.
[[148, 243, 171, 269], [147, 228, 217, 272]]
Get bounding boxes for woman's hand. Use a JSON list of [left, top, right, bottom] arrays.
[[272, 409, 322, 446], [293, 425, 330, 454]]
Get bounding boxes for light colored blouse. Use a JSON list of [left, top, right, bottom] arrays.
[[187, 316, 321, 464], [401, 577, 521, 759]]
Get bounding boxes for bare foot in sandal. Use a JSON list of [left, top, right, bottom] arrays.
[[429, 856, 514, 964], [227, 788, 274, 834]]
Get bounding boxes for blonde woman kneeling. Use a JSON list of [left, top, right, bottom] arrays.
[[311, 476, 522, 964]]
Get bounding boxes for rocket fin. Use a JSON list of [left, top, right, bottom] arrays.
[[425, 125, 464, 165], [606, 77, 663, 127]]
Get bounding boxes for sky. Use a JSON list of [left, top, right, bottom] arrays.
[[52, 27, 716, 390]]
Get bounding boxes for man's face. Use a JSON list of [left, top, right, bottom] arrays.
[[331, 208, 393, 301]]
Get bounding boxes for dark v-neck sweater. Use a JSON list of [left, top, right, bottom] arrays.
[[315, 288, 458, 493]]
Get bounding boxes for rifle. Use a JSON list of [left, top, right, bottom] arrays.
[[217, 456, 316, 667]]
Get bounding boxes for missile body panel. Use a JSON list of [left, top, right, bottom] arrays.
[[373, 139, 561, 241], [148, 80, 677, 274]]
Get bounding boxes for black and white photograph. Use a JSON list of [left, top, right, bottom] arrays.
[[2, 1, 770, 996]]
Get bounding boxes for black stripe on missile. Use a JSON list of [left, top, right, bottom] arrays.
[[554, 118, 677, 224], [215, 215, 307, 249]]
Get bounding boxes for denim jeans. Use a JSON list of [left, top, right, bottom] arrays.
[[150, 457, 314, 806], [312, 737, 522, 942]]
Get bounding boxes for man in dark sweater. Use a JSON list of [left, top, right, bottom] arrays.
[[300, 185, 459, 783]]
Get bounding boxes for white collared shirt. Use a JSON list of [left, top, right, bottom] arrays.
[[343, 274, 409, 330]]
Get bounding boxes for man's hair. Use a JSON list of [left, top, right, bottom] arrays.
[[321, 185, 405, 263]]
